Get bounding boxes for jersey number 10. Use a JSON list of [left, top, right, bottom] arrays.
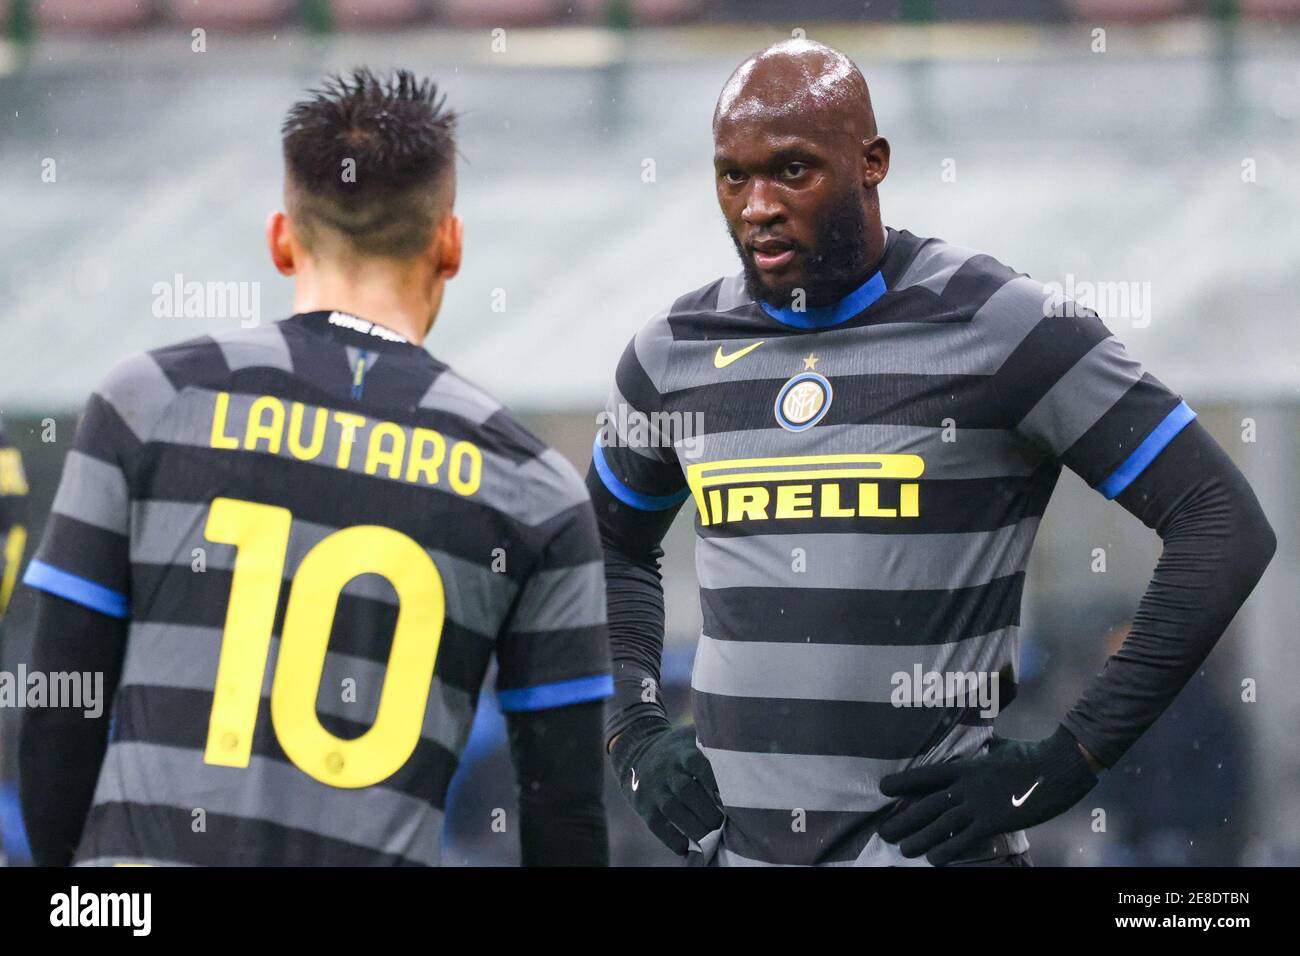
[[201, 496, 445, 789]]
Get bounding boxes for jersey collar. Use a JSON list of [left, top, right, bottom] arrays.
[[757, 228, 894, 329], [285, 310, 425, 353]]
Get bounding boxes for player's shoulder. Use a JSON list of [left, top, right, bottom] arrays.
[[621, 273, 752, 392], [657, 273, 755, 331], [510, 439, 593, 533], [424, 365, 592, 530], [895, 229, 1077, 343], [88, 339, 200, 444], [417, 361, 509, 435], [111, 323, 294, 390], [89, 322, 297, 443], [892, 230, 1030, 300]]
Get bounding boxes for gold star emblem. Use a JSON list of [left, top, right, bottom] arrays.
[[803, 353, 820, 370]]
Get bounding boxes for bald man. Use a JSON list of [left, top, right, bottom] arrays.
[[588, 40, 1274, 866]]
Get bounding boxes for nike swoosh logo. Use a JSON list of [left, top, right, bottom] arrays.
[[714, 340, 765, 369], [631, 768, 639, 792], [1011, 780, 1041, 807]]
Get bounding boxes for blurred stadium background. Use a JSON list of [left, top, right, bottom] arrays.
[[0, 0, 1297, 866]]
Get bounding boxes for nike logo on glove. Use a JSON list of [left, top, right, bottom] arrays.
[[631, 768, 639, 792], [1011, 780, 1041, 807]]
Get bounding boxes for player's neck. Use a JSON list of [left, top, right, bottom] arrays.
[[291, 278, 436, 345], [808, 222, 891, 309]]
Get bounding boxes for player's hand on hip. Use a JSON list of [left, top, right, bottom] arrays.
[[877, 726, 1099, 866], [609, 720, 724, 856]]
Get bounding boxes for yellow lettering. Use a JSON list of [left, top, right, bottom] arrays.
[[333, 412, 366, 468], [900, 483, 919, 518], [726, 486, 770, 522], [774, 484, 814, 519], [273, 525, 443, 788], [365, 422, 407, 479], [202, 498, 293, 769], [287, 403, 327, 461], [203, 497, 444, 789], [819, 483, 855, 518], [243, 396, 285, 454], [210, 391, 240, 450], [858, 483, 897, 518], [448, 441, 482, 496], [405, 428, 447, 485], [706, 489, 723, 526]]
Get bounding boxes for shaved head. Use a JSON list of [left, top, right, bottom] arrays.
[[714, 39, 877, 141], [712, 40, 889, 309]]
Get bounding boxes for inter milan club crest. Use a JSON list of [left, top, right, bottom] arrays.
[[774, 371, 833, 432]]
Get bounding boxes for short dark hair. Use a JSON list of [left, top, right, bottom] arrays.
[[281, 67, 458, 259]]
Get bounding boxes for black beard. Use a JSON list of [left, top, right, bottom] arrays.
[[729, 198, 874, 310]]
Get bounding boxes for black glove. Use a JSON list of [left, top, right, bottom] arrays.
[[878, 725, 1099, 866], [609, 719, 724, 856]]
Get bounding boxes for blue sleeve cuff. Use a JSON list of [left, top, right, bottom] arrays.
[[591, 438, 689, 511], [23, 559, 130, 619], [1097, 401, 1197, 500], [497, 673, 614, 713]]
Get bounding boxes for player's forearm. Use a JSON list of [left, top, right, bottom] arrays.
[[21, 711, 105, 866], [19, 591, 126, 865], [506, 701, 609, 866], [602, 543, 673, 742], [1063, 421, 1276, 768], [518, 802, 608, 867], [584, 470, 676, 744]]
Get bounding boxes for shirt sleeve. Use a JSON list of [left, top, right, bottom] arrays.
[[0, 432, 30, 618], [20, 589, 129, 865], [494, 453, 613, 713], [590, 321, 690, 513], [1060, 419, 1275, 767], [21, 357, 164, 619], [586, 318, 690, 743], [996, 292, 1195, 496]]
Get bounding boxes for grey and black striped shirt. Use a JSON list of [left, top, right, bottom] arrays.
[[25, 310, 612, 866], [591, 227, 1194, 866]]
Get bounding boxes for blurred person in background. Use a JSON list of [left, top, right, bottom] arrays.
[[588, 39, 1275, 867], [0, 424, 28, 863], [0, 425, 27, 623]]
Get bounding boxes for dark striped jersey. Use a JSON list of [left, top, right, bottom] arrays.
[[24, 310, 612, 866], [0, 425, 28, 619], [593, 228, 1195, 867]]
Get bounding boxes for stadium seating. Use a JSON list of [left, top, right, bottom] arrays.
[[33, 0, 153, 33], [165, 0, 295, 31], [1065, 0, 1188, 20], [10, 0, 1294, 39], [441, 0, 566, 28], [570, 0, 707, 24], [329, 0, 427, 30], [1240, 0, 1300, 19]]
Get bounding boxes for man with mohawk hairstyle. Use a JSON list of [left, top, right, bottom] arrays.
[[20, 69, 612, 867]]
